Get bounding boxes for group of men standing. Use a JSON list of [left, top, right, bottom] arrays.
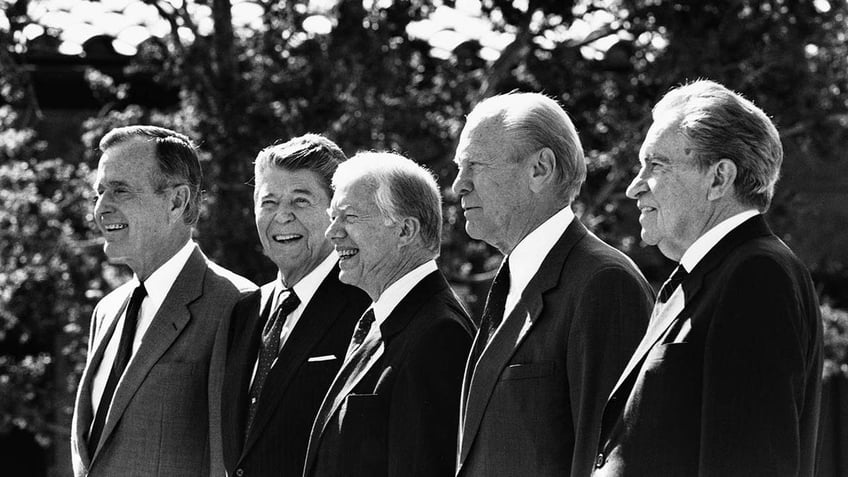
[[70, 79, 823, 477]]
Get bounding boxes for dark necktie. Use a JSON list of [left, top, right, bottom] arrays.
[[245, 288, 300, 435], [468, 258, 510, 370], [345, 308, 376, 359], [657, 265, 688, 304], [88, 283, 147, 453]]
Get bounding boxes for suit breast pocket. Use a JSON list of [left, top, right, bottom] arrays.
[[499, 360, 555, 381]]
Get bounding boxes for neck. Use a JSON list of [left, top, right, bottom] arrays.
[[368, 251, 431, 301]]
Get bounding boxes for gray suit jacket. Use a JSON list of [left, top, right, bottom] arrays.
[[70, 247, 255, 477]]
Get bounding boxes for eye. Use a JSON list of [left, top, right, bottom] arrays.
[[293, 197, 311, 207], [260, 198, 278, 207], [113, 187, 131, 198]]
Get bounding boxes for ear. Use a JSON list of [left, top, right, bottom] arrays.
[[169, 184, 191, 221], [529, 147, 557, 194], [396, 216, 421, 248], [707, 158, 737, 201]]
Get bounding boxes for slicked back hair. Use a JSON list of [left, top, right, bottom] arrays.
[[466, 92, 587, 205], [254, 133, 348, 198], [332, 151, 443, 256], [99, 125, 203, 225], [653, 80, 783, 212]]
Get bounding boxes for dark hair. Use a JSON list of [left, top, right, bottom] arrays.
[[254, 134, 347, 197], [99, 125, 203, 225]]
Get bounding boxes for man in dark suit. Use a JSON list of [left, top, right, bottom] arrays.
[[452, 92, 653, 477], [70, 125, 256, 477], [216, 135, 370, 477], [593, 80, 823, 476], [303, 151, 474, 477]]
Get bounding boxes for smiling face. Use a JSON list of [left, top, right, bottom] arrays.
[[325, 177, 403, 300], [254, 165, 334, 286], [94, 138, 186, 279], [626, 118, 715, 261], [451, 117, 536, 253]]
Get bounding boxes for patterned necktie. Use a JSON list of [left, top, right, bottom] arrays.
[[657, 265, 688, 304], [245, 288, 301, 435], [345, 308, 376, 360], [468, 258, 510, 370], [88, 283, 147, 453]]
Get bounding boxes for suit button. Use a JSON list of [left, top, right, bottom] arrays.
[[236, 469, 244, 476], [595, 452, 605, 468]]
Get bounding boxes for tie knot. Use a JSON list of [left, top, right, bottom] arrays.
[[132, 282, 148, 301], [276, 288, 301, 316], [658, 265, 688, 303], [358, 308, 376, 333]]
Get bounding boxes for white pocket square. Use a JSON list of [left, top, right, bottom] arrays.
[[307, 354, 337, 362]]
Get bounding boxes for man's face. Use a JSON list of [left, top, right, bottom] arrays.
[[93, 139, 179, 278], [451, 117, 535, 253], [626, 118, 714, 261], [325, 178, 402, 300], [254, 166, 334, 286]]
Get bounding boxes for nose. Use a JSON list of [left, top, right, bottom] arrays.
[[273, 207, 295, 223], [451, 166, 471, 197], [325, 217, 345, 241], [93, 192, 111, 219], [625, 170, 648, 200]]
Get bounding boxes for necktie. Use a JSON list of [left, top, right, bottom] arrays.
[[309, 308, 382, 447], [245, 288, 301, 435], [657, 265, 688, 304], [88, 283, 147, 453], [468, 258, 510, 371], [345, 308, 376, 359]]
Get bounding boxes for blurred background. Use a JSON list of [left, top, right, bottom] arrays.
[[1, 0, 848, 475]]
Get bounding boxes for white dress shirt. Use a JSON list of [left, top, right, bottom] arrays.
[[502, 206, 575, 320], [679, 209, 760, 273], [366, 260, 439, 342], [90, 239, 196, 421]]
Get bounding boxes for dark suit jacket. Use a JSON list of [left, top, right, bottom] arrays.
[[594, 215, 823, 477], [457, 219, 653, 477], [70, 247, 256, 477], [220, 265, 370, 477], [303, 270, 474, 477]]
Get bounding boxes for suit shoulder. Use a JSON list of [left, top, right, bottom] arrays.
[[205, 260, 258, 293], [570, 232, 649, 284], [418, 288, 474, 338]]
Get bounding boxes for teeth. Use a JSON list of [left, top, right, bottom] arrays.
[[337, 248, 359, 259], [104, 224, 127, 231], [272, 234, 301, 242]]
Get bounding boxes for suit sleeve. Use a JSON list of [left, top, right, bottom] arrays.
[[387, 316, 472, 477], [566, 266, 652, 476], [698, 256, 818, 476]]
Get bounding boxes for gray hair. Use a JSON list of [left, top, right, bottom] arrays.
[[653, 80, 783, 211], [254, 133, 347, 197], [332, 152, 442, 255], [467, 92, 586, 204], [99, 125, 203, 225]]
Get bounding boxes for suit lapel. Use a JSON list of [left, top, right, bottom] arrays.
[[92, 249, 207, 458], [606, 215, 773, 402], [73, 290, 133, 468], [304, 271, 451, 476], [242, 268, 355, 455], [459, 221, 586, 465]]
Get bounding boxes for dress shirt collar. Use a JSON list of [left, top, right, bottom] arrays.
[[505, 206, 575, 313], [371, 260, 438, 328], [679, 209, 759, 272], [275, 250, 338, 310], [134, 239, 196, 312]]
